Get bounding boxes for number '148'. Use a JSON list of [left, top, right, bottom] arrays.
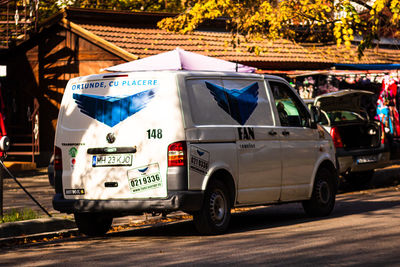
[[147, 129, 162, 139]]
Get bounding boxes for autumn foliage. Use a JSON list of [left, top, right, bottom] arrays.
[[33, 0, 400, 57], [157, 0, 400, 57]]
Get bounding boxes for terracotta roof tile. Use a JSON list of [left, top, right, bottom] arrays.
[[77, 23, 400, 65], [311, 44, 400, 64], [78, 24, 328, 63]]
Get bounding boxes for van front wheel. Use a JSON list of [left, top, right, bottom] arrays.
[[302, 168, 336, 217], [193, 180, 231, 235], [74, 213, 113, 236]]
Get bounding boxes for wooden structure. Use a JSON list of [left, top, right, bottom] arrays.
[[0, 0, 38, 49], [0, 0, 40, 163]]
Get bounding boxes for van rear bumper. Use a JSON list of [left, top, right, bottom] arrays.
[[52, 191, 204, 214]]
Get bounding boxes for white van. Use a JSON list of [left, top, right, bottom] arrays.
[[53, 71, 337, 236]]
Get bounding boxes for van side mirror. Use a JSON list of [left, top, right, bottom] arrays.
[[310, 106, 321, 128]]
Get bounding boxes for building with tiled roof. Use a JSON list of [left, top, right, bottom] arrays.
[[1, 7, 400, 164], [56, 8, 335, 70], [59, 8, 400, 68]]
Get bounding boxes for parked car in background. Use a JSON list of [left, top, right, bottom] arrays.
[[308, 90, 392, 186]]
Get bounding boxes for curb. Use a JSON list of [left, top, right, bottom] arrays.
[[0, 217, 193, 248], [0, 212, 191, 245], [3, 162, 37, 172], [0, 217, 76, 238]]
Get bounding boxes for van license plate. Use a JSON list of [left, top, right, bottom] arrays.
[[92, 154, 133, 167], [356, 155, 378, 164]]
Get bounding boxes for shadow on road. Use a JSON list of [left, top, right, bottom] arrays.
[[99, 166, 400, 238], [105, 194, 400, 238], [3, 165, 399, 247], [106, 166, 400, 237], [339, 165, 400, 193]]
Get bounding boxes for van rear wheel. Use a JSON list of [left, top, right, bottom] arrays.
[[74, 213, 113, 236], [193, 180, 231, 235], [302, 168, 336, 217]]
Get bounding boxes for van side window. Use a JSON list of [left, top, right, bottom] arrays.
[[269, 81, 310, 128], [186, 79, 273, 126]]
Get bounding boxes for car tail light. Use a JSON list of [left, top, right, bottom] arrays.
[[54, 146, 63, 171], [168, 141, 186, 167], [380, 123, 385, 144], [330, 127, 343, 148]]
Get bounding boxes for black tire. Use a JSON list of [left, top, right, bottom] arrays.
[[193, 180, 231, 235], [74, 213, 113, 236], [302, 168, 337, 217], [345, 170, 374, 188]]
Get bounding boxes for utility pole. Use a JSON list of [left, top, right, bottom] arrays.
[[0, 136, 11, 219]]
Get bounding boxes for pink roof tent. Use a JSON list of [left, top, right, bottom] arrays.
[[105, 48, 256, 73]]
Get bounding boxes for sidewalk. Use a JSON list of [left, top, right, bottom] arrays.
[[0, 166, 162, 239], [1, 167, 75, 239], [2, 167, 56, 216]]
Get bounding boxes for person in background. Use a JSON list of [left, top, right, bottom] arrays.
[[377, 75, 400, 136]]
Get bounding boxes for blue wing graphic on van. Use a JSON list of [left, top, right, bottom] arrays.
[[73, 88, 156, 127], [138, 167, 149, 173], [205, 82, 258, 125], [197, 150, 205, 156]]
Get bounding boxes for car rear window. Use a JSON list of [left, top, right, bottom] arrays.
[[325, 110, 365, 124]]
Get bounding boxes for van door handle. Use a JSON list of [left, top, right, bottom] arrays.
[[282, 130, 290, 136], [268, 130, 277, 136]]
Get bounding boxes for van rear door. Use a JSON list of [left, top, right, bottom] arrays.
[[55, 72, 184, 200]]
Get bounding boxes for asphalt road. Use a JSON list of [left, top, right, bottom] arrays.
[[0, 185, 399, 266]]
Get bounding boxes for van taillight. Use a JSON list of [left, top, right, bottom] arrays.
[[54, 146, 63, 171], [330, 127, 343, 148], [168, 142, 186, 167]]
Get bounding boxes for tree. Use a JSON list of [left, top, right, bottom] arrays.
[[157, 0, 400, 58], [39, 0, 188, 14], [1, 0, 188, 45], [37, 0, 188, 22]]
